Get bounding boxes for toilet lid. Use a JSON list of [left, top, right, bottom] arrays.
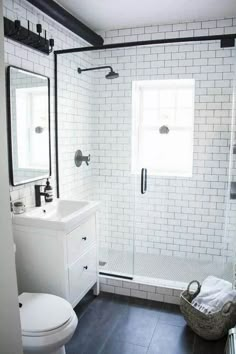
[[19, 293, 74, 333]]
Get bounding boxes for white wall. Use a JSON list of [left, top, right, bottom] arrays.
[[56, 16, 236, 265], [94, 18, 236, 263], [3, 0, 92, 207], [0, 0, 23, 352], [53, 14, 236, 267], [1, 0, 96, 349], [57, 52, 96, 201], [4, 0, 236, 277]]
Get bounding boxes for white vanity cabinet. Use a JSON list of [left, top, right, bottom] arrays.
[[13, 207, 99, 308]]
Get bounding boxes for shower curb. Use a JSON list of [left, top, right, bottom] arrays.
[[99, 274, 183, 305]]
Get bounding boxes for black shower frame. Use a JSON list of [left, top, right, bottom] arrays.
[[54, 33, 236, 198]]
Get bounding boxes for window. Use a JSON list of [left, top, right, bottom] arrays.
[[132, 79, 195, 177], [16, 87, 48, 169]]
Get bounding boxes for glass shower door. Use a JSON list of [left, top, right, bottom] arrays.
[[132, 42, 236, 287], [97, 47, 136, 279], [98, 169, 135, 279]]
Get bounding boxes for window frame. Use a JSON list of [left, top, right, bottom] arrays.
[[132, 79, 195, 177]]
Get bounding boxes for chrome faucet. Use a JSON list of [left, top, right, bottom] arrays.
[[34, 185, 49, 207]]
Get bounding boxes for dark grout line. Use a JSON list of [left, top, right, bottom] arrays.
[[192, 334, 197, 354], [97, 296, 131, 354], [146, 316, 161, 352]]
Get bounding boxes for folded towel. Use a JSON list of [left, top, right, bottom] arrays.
[[191, 276, 236, 314]]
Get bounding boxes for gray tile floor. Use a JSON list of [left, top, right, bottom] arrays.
[[66, 292, 227, 354]]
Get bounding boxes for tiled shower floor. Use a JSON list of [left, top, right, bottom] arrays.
[[99, 249, 233, 288]]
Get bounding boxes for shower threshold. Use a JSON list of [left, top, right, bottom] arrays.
[[99, 248, 233, 291]]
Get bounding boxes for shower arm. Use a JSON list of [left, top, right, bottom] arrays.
[[78, 66, 113, 73]]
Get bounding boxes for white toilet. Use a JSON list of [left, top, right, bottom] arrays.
[[19, 292, 78, 354]]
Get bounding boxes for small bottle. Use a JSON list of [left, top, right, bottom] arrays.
[[44, 179, 53, 203]]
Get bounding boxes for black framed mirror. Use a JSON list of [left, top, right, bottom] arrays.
[[7, 66, 51, 186]]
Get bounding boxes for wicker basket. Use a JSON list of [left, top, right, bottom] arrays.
[[180, 280, 236, 340]]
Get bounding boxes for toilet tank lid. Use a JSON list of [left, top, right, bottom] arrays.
[[19, 293, 74, 333]]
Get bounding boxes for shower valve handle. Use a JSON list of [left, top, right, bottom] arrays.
[[74, 150, 90, 167]]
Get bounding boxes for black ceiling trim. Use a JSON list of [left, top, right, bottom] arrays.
[[54, 33, 236, 55], [26, 0, 104, 46]]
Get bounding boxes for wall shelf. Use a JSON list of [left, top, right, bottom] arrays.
[[4, 17, 52, 55]]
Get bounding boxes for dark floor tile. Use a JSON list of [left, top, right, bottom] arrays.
[[65, 307, 104, 354], [162, 303, 181, 313], [158, 303, 186, 326], [67, 292, 228, 354], [129, 296, 164, 311], [109, 293, 131, 307], [110, 298, 161, 347], [148, 323, 194, 354], [66, 293, 128, 354], [192, 334, 227, 354], [100, 338, 148, 354], [74, 291, 96, 320], [89, 292, 130, 312]]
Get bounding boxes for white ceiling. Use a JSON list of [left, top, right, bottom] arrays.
[[56, 0, 236, 31]]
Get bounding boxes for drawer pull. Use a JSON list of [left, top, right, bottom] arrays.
[[83, 266, 88, 270], [82, 237, 87, 241]]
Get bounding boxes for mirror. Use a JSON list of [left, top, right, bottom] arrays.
[[7, 66, 51, 186]]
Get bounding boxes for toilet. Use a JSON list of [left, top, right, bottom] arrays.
[[19, 292, 78, 354]]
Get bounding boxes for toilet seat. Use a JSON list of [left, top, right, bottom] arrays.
[[19, 293, 74, 336], [22, 313, 75, 337]]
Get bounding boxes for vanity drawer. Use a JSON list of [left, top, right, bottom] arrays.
[[68, 246, 97, 305], [67, 215, 96, 264]]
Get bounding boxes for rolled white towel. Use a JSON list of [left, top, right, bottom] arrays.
[[191, 276, 236, 314]]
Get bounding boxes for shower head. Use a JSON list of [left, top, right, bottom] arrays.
[[105, 69, 119, 80], [77, 65, 119, 80]]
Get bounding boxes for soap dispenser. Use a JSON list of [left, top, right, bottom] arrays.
[[44, 179, 53, 203]]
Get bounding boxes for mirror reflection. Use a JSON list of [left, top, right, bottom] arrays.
[[8, 66, 50, 186]]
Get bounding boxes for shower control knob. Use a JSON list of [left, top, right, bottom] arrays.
[[82, 237, 87, 241], [83, 266, 88, 270]]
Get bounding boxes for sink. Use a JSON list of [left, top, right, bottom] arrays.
[[12, 199, 100, 232], [24, 200, 90, 220]]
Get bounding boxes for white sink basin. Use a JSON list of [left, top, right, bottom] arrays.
[[13, 199, 100, 232]]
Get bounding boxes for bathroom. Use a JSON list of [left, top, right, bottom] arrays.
[[1, 0, 236, 353]]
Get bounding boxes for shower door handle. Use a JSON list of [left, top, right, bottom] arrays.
[[141, 168, 147, 194]]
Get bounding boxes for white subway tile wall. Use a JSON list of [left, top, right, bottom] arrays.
[[57, 52, 96, 201], [94, 21, 236, 265], [99, 276, 182, 305], [3, 0, 236, 300], [4, 0, 92, 206]]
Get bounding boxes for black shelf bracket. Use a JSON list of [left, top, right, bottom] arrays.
[[221, 37, 235, 48], [4, 17, 52, 55]]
